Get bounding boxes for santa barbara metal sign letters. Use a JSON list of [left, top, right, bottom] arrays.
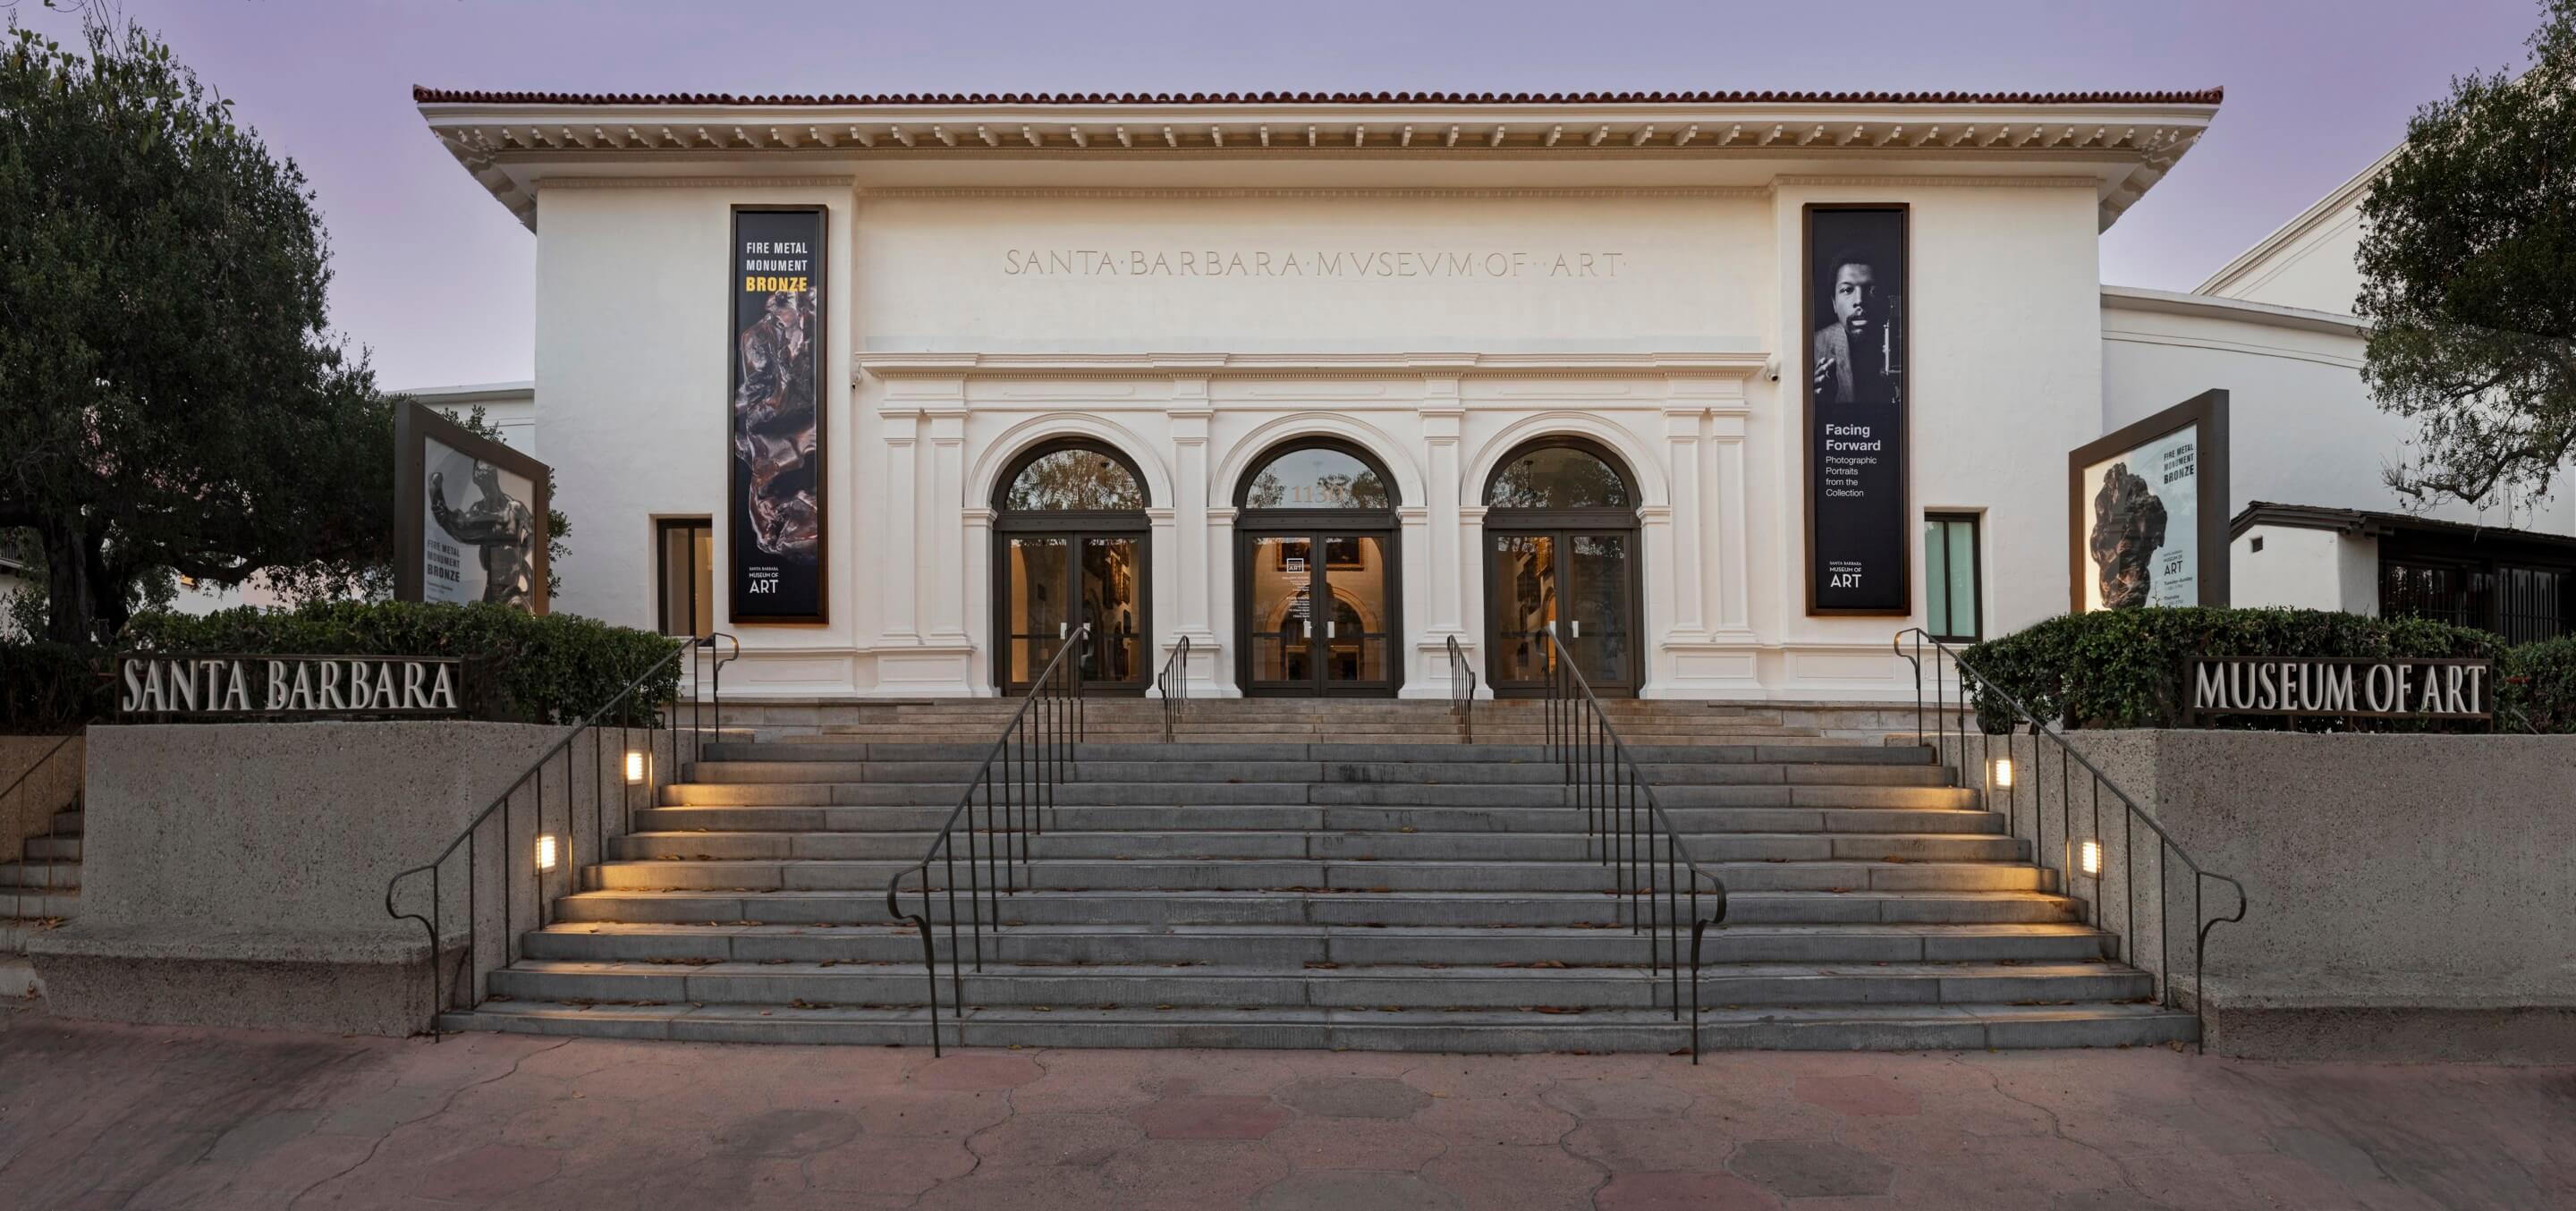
[[2185, 656, 2492, 724], [116, 655, 466, 719]]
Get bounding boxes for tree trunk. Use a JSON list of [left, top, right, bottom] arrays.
[[40, 515, 96, 646]]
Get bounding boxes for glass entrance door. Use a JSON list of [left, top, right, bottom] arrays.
[[1487, 529, 1638, 696], [1241, 530, 1396, 696], [1001, 531, 1145, 692]]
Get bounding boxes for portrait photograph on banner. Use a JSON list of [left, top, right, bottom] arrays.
[[1803, 205, 1910, 614], [728, 206, 829, 623]]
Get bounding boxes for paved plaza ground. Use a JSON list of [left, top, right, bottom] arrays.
[[1, 1004, 2569, 1210]]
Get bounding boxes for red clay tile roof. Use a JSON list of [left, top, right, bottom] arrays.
[[413, 87, 2223, 107]]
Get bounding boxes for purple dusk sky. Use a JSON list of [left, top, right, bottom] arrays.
[[19, 0, 2547, 390]]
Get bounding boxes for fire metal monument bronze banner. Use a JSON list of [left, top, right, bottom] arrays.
[[1803, 205, 1910, 615], [728, 206, 827, 623], [2069, 390, 2231, 611], [394, 402, 551, 614], [2185, 656, 2491, 724]]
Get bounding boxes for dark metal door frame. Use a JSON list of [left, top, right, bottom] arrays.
[[1234, 515, 1403, 699], [1484, 508, 1643, 699], [992, 517, 1150, 696]]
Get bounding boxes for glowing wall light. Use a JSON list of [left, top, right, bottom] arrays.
[[624, 750, 647, 783], [1991, 758, 2014, 789], [2080, 838, 2103, 877], [536, 834, 559, 872]]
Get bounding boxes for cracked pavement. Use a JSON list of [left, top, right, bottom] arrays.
[[3, 1007, 2570, 1209]]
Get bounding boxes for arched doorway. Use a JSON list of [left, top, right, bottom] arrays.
[[1483, 438, 1643, 697], [1233, 439, 1402, 697], [991, 440, 1150, 694]]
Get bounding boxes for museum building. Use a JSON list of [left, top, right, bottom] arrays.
[[411, 87, 2574, 702]]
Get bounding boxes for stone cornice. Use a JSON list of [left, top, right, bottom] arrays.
[[855, 351, 1769, 383]]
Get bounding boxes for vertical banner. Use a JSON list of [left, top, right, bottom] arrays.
[[1804, 205, 1911, 614], [2068, 389, 2231, 611], [728, 207, 828, 623]]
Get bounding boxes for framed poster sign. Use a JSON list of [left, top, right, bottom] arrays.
[[1803, 204, 1911, 615], [2069, 389, 2231, 611], [728, 206, 829, 623], [394, 401, 550, 614]]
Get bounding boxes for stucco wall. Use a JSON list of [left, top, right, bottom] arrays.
[[2230, 524, 2375, 614], [1946, 728, 2576, 1060], [534, 180, 2108, 701], [30, 722, 678, 1035], [2100, 296, 2575, 539]]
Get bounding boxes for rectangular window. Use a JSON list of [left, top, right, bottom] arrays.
[[656, 519, 715, 637], [1923, 512, 1981, 642]]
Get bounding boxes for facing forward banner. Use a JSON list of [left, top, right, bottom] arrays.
[[1804, 205, 1910, 614], [728, 207, 828, 623]]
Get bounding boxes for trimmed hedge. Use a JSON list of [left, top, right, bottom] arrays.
[[0, 642, 113, 732], [1959, 607, 2510, 731], [2500, 638, 2576, 733], [114, 601, 686, 726]]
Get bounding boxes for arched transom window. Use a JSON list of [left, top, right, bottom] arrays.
[[1484, 443, 1633, 511], [1240, 443, 1394, 511], [999, 444, 1148, 512]]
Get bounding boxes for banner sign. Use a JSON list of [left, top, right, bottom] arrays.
[[2071, 390, 2231, 611], [2186, 656, 2491, 724], [1803, 205, 1910, 614], [728, 207, 828, 623], [394, 402, 551, 614], [117, 655, 465, 719]]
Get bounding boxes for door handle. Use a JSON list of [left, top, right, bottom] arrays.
[[1326, 622, 1337, 639], [1059, 622, 1068, 639], [1570, 620, 1581, 639]]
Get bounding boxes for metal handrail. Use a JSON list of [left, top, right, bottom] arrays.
[[885, 622, 1091, 1055], [1157, 634, 1191, 743], [4, 730, 82, 924], [1894, 628, 2248, 1050], [1535, 624, 1729, 1060], [385, 631, 739, 1037], [1445, 635, 1476, 743]]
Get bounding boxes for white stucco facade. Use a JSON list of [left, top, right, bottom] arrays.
[[439, 87, 2522, 699]]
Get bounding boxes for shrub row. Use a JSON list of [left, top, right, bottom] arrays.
[[0, 602, 687, 730], [1954, 606, 2572, 732]]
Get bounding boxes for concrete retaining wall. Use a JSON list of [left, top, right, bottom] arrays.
[[1945, 729, 2576, 1061], [30, 721, 682, 1036]]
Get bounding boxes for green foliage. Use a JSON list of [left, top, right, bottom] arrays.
[[0, 19, 398, 641], [0, 640, 111, 731], [114, 601, 685, 726], [1959, 607, 2507, 731], [2356, 0, 2576, 506], [2499, 637, 2576, 732]]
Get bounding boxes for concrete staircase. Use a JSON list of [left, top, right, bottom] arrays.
[[716, 697, 1943, 746], [445, 704, 2190, 1051], [4, 802, 81, 984]]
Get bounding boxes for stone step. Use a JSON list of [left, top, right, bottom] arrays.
[[0, 861, 79, 891], [442, 999, 2191, 1051], [22, 836, 80, 862], [606, 828, 2029, 864], [485, 957, 2152, 1012], [631, 804, 2005, 836], [51, 809, 82, 836], [585, 856, 2055, 893], [552, 886, 2085, 927], [657, 781, 1980, 809], [682, 758, 1954, 787], [717, 741, 1931, 765], [521, 921, 2114, 967]]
